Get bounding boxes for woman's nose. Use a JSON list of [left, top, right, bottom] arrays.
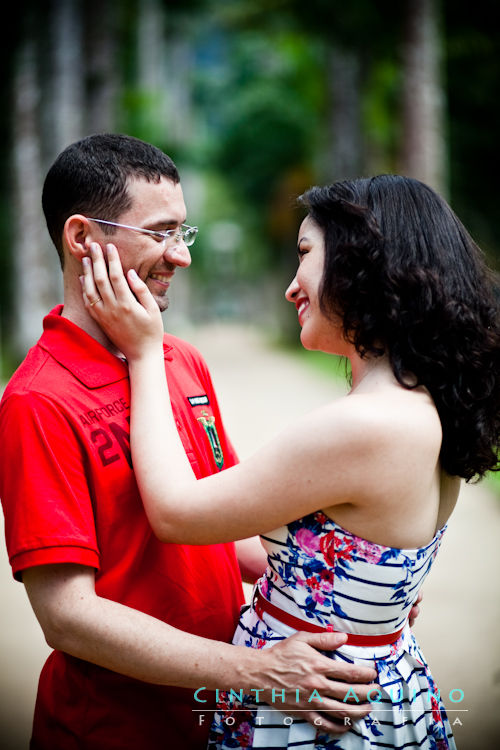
[[285, 275, 299, 302]]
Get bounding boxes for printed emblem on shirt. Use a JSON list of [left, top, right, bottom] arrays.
[[197, 410, 224, 470], [78, 398, 132, 469], [188, 394, 210, 407]]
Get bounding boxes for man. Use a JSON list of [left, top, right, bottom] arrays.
[[0, 134, 377, 749]]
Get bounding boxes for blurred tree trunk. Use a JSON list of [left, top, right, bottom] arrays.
[[11, 0, 120, 357], [136, 0, 182, 144], [44, 0, 85, 159], [399, 0, 448, 195], [12, 0, 86, 356], [12, 31, 54, 356], [135, 0, 196, 329], [326, 46, 363, 181], [135, 0, 194, 147], [85, 0, 120, 134], [44, 0, 118, 144]]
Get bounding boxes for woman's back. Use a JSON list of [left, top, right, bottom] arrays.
[[320, 372, 461, 549]]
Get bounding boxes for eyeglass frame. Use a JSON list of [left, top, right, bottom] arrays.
[[86, 217, 198, 247]]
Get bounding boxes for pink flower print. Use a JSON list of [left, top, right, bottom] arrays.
[[260, 578, 269, 597], [304, 575, 327, 604], [236, 722, 253, 746], [356, 539, 385, 564], [320, 569, 334, 591], [296, 528, 321, 556], [305, 575, 321, 590], [311, 589, 326, 605]]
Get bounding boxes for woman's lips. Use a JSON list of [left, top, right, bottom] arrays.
[[297, 297, 309, 325]]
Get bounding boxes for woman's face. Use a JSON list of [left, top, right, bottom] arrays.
[[285, 217, 349, 355]]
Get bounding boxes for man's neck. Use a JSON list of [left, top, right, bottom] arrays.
[[61, 293, 122, 357]]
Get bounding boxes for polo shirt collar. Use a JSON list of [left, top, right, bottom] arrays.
[[38, 305, 174, 388]]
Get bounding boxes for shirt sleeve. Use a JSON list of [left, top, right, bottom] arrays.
[[0, 392, 100, 581]]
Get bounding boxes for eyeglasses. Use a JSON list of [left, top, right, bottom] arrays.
[[86, 218, 198, 247]]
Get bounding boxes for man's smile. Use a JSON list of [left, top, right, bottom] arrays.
[[148, 272, 173, 288]]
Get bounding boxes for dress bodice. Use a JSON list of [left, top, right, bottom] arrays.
[[209, 511, 456, 749], [258, 511, 447, 637]]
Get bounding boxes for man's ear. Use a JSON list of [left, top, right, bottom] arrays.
[[64, 215, 94, 261]]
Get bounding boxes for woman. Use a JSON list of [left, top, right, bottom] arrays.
[[82, 175, 500, 749]]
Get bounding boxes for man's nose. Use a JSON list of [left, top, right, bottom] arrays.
[[285, 275, 299, 301], [163, 240, 191, 268]]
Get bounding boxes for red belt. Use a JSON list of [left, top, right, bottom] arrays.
[[254, 589, 405, 647]]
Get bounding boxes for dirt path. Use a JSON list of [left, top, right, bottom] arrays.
[[1, 323, 499, 748]]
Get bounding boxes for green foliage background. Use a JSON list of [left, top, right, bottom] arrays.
[[0, 0, 498, 354]]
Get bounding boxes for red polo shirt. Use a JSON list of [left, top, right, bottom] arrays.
[[0, 306, 244, 749]]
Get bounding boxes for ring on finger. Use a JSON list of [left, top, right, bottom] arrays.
[[89, 296, 103, 307]]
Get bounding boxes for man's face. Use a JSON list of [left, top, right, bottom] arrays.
[[99, 177, 191, 312]]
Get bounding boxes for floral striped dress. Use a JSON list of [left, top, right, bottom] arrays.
[[208, 512, 456, 749]]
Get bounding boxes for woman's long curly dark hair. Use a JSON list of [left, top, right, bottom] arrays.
[[299, 175, 500, 481]]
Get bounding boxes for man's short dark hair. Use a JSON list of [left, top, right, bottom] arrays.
[[42, 133, 180, 267]]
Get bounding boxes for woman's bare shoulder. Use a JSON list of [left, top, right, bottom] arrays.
[[316, 386, 441, 451]]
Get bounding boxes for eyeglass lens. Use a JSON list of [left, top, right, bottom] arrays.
[[181, 227, 197, 246]]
